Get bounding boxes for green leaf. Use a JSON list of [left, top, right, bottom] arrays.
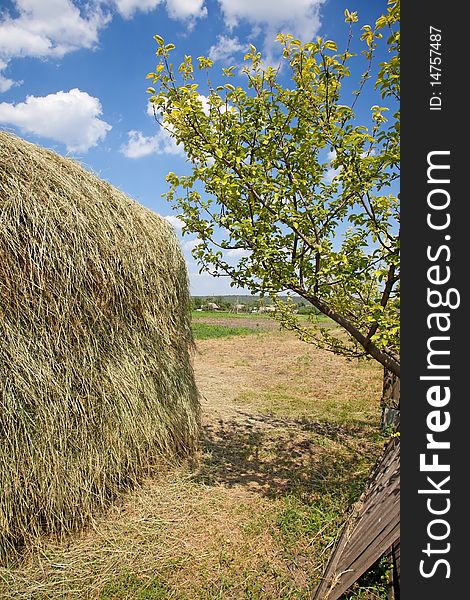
[[323, 40, 338, 51], [344, 9, 359, 23]]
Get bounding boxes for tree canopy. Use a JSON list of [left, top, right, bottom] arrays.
[[147, 2, 400, 377]]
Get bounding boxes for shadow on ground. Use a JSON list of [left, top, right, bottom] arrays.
[[193, 412, 381, 504]]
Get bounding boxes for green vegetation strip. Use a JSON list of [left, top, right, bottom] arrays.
[[192, 322, 257, 340]]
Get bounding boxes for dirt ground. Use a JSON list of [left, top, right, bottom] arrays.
[[193, 331, 383, 498], [194, 330, 381, 426], [192, 316, 279, 330]]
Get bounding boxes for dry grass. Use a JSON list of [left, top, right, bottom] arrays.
[[0, 472, 319, 599], [0, 329, 386, 599], [195, 331, 382, 427], [0, 131, 199, 563]]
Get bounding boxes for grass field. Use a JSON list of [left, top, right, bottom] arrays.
[[191, 310, 330, 340], [192, 322, 258, 340], [1, 316, 389, 599]]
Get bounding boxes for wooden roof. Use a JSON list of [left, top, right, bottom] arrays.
[[312, 436, 400, 600]]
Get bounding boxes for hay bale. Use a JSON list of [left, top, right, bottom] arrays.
[[0, 131, 200, 561]]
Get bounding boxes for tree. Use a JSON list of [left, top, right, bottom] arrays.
[[192, 297, 203, 310], [147, 2, 400, 377]]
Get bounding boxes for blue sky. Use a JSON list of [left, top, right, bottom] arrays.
[[0, 0, 392, 295]]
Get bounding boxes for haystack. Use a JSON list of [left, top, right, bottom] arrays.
[[0, 131, 200, 561]]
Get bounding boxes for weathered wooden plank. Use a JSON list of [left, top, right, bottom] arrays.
[[323, 521, 400, 600], [338, 522, 400, 596], [312, 437, 400, 600], [340, 482, 399, 566]]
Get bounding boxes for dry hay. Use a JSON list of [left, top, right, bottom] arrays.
[[0, 131, 200, 562]]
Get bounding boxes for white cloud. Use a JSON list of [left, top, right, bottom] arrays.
[[324, 149, 340, 183], [0, 74, 15, 93], [183, 237, 201, 251], [0, 58, 21, 91], [208, 35, 245, 63], [218, 0, 324, 33], [0, 0, 110, 90], [147, 100, 157, 118], [112, 0, 163, 19], [188, 268, 246, 295], [0, 88, 111, 152], [164, 215, 185, 230], [324, 167, 340, 183], [113, 0, 207, 21], [121, 127, 185, 158], [107, 0, 207, 22], [120, 131, 159, 158], [0, 0, 109, 59], [217, 0, 325, 60], [165, 0, 207, 21], [0, 1, 209, 93], [197, 93, 210, 115], [226, 247, 250, 258], [124, 95, 216, 159]]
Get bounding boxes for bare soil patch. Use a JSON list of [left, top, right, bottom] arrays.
[[193, 332, 382, 502], [192, 315, 278, 330]]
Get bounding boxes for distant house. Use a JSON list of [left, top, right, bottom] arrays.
[[232, 303, 245, 313], [206, 302, 220, 311], [258, 306, 276, 314]]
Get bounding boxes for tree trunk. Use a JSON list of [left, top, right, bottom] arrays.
[[292, 287, 401, 377], [381, 367, 400, 429]]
